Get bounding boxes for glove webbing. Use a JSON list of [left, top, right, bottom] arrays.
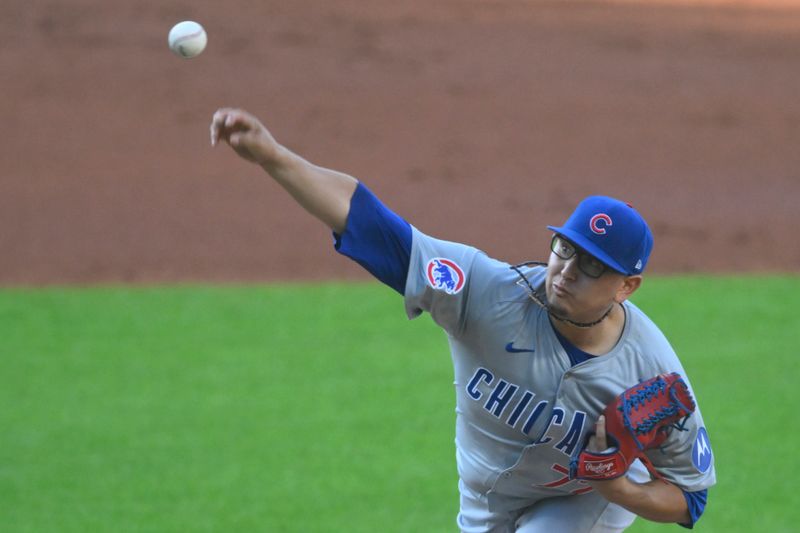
[[620, 375, 693, 452]]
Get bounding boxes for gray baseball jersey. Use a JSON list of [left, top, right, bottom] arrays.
[[403, 228, 716, 512]]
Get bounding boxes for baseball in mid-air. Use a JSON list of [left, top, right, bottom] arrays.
[[168, 21, 207, 58]]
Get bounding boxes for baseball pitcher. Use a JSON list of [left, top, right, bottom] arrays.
[[210, 108, 716, 532]]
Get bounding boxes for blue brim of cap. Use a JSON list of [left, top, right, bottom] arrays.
[[547, 225, 630, 275]]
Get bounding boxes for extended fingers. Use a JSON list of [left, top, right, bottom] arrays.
[[210, 108, 229, 145], [210, 108, 252, 146], [595, 415, 607, 450]]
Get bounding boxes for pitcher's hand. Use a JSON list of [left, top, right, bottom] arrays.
[[210, 108, 282, 165]]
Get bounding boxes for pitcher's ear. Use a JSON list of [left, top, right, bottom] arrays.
[[615, 275, 642, 303]]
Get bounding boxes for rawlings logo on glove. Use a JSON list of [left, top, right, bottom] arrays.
[[583, 460, 616, 476], [569, 372, 696, 481]]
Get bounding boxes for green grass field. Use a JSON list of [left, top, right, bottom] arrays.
[[1, 277, 797, 532]]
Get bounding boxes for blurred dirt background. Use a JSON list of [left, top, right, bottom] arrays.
[[2, 0, 799, 285]]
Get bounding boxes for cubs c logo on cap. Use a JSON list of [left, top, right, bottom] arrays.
[[589, 213, 613, 235], [426, 258, 465, 295]]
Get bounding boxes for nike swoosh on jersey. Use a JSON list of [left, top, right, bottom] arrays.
[[505, 342, 535, 354]]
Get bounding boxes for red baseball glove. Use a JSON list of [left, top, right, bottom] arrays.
[[569, 372, 696, 481]]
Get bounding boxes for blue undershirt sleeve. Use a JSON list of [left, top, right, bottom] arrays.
[[679, 488, 707, 529], [333, 182, 412, 295]]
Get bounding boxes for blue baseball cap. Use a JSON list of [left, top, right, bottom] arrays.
[[547, 196, 654, 275]]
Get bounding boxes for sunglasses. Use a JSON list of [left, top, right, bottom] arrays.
[[550, 235, 608, 278]]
